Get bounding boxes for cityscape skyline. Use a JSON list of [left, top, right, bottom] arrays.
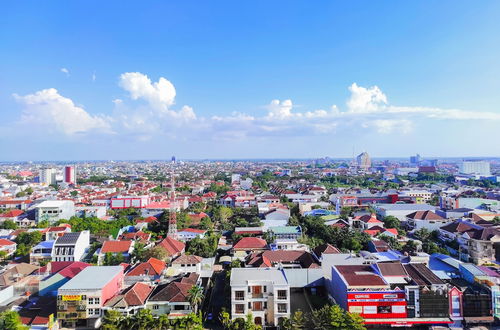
[[1, 1, 500, 160]]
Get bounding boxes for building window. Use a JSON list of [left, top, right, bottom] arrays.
[[377, 305, 391, 314], [253, 302, 263, 311], [235, 304, 244, 314], [277, 290, 287, 300], [277, 303, 287, 313], [153, 305, 159, 310], [235, 291, 244, 300], [88, 298, 93, 304]]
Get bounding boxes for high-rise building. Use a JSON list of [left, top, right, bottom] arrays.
[[64, 166, 76, 184], [410, 154, 422, 166], [459, 161, 491, 176], [40, 168, 56, 185], [356, 152, 371, 169]]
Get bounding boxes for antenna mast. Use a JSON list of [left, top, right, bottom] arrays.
[[167, 156, 177, 239]]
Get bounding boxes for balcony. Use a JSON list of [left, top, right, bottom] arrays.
[[252, 293, 264, 298]]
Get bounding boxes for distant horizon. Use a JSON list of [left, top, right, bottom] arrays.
[[1, 155, 499, 164]]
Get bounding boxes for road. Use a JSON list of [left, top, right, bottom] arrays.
[[203, 270, 227, 329]]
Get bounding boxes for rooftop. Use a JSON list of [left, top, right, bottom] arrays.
[[230, 268, 288, 286], [376, 204, 436, 211], [59, 266, 123, 291], [54, 232, 83, 245], [37, 200, 73, 208]]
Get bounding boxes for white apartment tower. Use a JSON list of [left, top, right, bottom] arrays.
[[40, 168, 56, 185], [459, 161, 491, 176], [356, 151, 371, 170]]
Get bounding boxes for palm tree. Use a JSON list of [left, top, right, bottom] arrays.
[[155, 314, 170, 330], [102, 310, 123, 330], [187, 285, 204, 314], [131, 309, 155, 330]]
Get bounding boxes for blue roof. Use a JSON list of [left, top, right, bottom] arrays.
[[429, 253, 461, 272], [304, 209, 335, 216], [34, 240, 55, 249]]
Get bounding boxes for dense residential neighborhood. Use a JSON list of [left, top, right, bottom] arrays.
[[0, 156, 499, 329]]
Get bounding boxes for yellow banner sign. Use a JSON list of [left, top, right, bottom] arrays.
[[62, 295, 82, 301]]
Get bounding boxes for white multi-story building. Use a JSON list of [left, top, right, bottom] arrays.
[[35, 200, 75, 224], [57, 266, 124, 329], [356, 152, 371, 170], [459, 161, 491, 176], [52, 231, 90, 262], [400, 190, 433, 203], [40, 168, 56, 185], [230, 268, 290, 327]]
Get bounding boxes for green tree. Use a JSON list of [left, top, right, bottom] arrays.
[[0, 310, 28, 330], [217, 206, 233, 223], [308, 305, 365, 330], [403, 240, 419, 254], [144, 246, 167, 261], [379, 235, 402, 251], [130, 309, 154, 330], [103, 252, 125, 266], [36, 220, 49, 229], [281, 309, 306, 329], [0, 220, 18, 230], [219, 309, 232, 329], [101, 310, 123, 330], [14, 244, 30, 257], [131, 242, 146, 263], [414, 228, 432, 242], [199, 216, 214, 230], [382, 216, 400, 229], [0, 250, 8, 262], [187, 285, 204, 314], [15, 231, 42, 247], [156, 314, 170, 329]]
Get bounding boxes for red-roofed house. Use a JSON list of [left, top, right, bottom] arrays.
[[158, 237, 185, 258], [46, 226, 72, 241], [187, 212, 209, 227], [0, 238, 17, 256], [125, 257, 166, 284], [355, 213, 384, 230], [103, 282, 154, 315], [233, 237, 268, 259], [146, 273, 200, 317], [119, 231, 152, 243], [98, 240, 135, 264], [406, 210, 449, 232], [364, 226, 398, 238], [0, 209, 30, 227]]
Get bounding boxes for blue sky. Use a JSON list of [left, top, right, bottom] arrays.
[[1, 1, 500, 160]]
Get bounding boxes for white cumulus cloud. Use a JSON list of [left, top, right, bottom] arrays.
[[13, 88, 111, 135], [119, 72, 176, 110], [347, 83, 387, 113]]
